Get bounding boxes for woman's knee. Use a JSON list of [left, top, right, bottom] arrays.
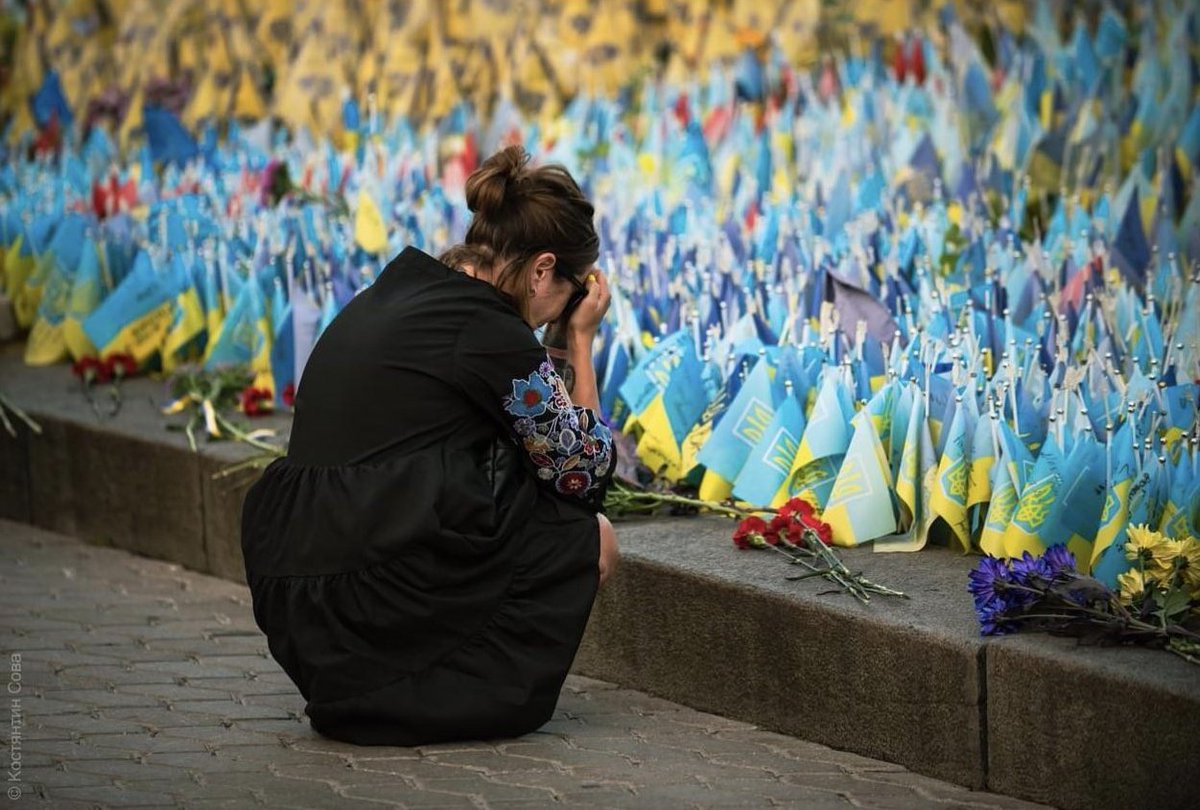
[[597, 513, 619, 586]]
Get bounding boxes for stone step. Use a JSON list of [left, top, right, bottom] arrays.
[[2, 343, 1197, 810]]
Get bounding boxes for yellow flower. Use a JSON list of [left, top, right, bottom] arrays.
[[1116, 568, 1147, 607], [1124, 524, 1166, 567], [1160, 537, 1200, 597]]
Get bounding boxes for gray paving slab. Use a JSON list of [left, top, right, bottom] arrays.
[[0, 519, 1049, 809]]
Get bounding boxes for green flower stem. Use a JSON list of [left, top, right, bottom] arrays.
[[1002, 580, 1200, 640], [214, 413, 283, 454], [778, 538, 870, 604], [1167, 644, 1200, 665], [606, 479, 755, 520], [79, 376, 105, 421], [606, 480, 905, 603], [1012, 609, 1200, 642], [211, 449, 285, 480], [184, 413, 199, 453]]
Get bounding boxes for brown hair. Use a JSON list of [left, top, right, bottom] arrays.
[[439, 145, 599, 321]]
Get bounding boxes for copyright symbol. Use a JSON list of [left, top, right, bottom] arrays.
[[6, 785, 19, 800]]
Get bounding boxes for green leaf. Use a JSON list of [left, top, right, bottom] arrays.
[[1155, 587, 1193, 625]]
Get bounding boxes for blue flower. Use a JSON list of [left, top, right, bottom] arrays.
[[976, 598, 1017, 636], [1042, 545, 1076, 580], [968, 556, 1011, 608], [1010, 550, 1052, 585], [506, 372, 554, 418]]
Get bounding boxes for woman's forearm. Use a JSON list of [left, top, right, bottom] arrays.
[[565, 334, 600, 414]]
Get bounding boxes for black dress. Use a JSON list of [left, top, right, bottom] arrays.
[[240, 246, 615, 746]]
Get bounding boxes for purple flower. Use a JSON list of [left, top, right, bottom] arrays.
[[1043, 545, 1076, 580], [977, 599, 1017, 636], [1010, 551, 1053, 585], [968, 556, 1011, 608], [260, 159, 293, 207]]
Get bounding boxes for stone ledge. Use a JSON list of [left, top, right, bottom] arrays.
[[0, 344, 289, 578], [985, 636, 1200, 810], [2, 343, 1197, 810]]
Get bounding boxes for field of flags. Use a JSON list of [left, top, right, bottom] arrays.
[[1, 2, 1199, 587]]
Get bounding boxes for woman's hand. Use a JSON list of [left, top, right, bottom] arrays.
[[567, 268, 611, 342], [598, 513, 619, 587]]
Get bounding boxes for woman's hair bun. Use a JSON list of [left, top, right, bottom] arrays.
[[465, 144, 529, 218]]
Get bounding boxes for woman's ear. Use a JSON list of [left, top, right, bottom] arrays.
[[532, 252, 557, 279], [529, 252, 557, 295]]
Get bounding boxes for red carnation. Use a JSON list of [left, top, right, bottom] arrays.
[[799, 514, 834, 546], [778, 497, 815, 519], [732, 515, 768, 549], [282, 383, 296, 408], [240, 386, 274, 417], [767, 513, 792, 544], [72, 356, 111, 384], [105, 353, 138, 379]]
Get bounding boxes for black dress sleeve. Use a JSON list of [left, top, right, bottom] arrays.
[[453, 309, 616, 511]]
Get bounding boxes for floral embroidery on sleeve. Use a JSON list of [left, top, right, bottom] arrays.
[[502, 359, 614, 501]]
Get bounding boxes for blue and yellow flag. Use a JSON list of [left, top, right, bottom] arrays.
[[25, 214, 87, 365], [930, 398, 974, 551], [205, 272, 274, 394], [696, 356, 781, 495], [62, 240, 104, 361], [775, 367, 855, 510], [876, 385, 936, 552], [967, 405, 997, 511], [636, 336, 708, 481], [1002, 435, 1066, 558], [1159, 453, 1195, 540], [82, 251, 175, 364], [202, 263, 224, 353], [823, 389, 897, 547], [599, 339, 632, 424], [161, 255, 207, 372], [733, 388, 805, 508], [792, 367, 854, 471], [1056, 434, 1107, 564], [980, 455, 1017, 557], [1090, 422, 1138, 586]]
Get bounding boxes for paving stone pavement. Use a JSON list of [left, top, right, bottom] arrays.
[[0, 520, 1052, 810]]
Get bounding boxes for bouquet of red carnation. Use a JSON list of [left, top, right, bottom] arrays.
[[603, 479, 905, 606], [71, 352, 140, 419], [733, 497, 906, 604]]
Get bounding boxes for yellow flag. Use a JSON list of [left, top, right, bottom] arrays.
[[3, 239, 31, 301], [118, 84, 145, 153], [635, 395, 685, 481], [354, 191, 388, 254], [13, 253, 53, 330], [698, 469, 734, 502], [24, 320, 68, 365], [232, 69, 267, 120], [183, 71, 224, 129], [161, 288, 207, 372]]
